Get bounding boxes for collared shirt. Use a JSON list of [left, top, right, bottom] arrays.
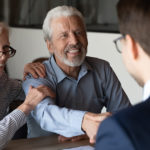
[[23, 56, 131, 138], [143, 80, 150, 101], [0, 109, 26, 149]]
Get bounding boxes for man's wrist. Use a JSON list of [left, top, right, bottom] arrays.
[[81, 112, 88, 133], [17, 103, 33, 115]]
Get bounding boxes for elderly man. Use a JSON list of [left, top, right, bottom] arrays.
[[96, 0, 150, 149], [23, 6, 131, 143]]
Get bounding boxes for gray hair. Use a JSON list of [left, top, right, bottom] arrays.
[[42, 5, 86, 41], [0, 22, 9, 35]]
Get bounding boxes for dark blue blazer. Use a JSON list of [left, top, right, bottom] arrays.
[[95, 97, 150, 150]]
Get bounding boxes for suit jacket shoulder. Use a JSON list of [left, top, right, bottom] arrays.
[[95, 116, 135, 150], [114, 97, 150, 150], [96, 97, 150, 150]]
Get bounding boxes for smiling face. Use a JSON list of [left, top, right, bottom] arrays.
[[0, 31, 9, 75], [46, 15, 88, 69]]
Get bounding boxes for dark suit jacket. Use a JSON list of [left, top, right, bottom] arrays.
[[95, 97, 150, 150]]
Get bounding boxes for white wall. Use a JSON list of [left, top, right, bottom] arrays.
[[8, 28, 49, 80], [8, 27, 142, 104]]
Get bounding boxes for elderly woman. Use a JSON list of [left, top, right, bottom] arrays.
[[0, 22, 55, 149], [0, 22, 46, 120]]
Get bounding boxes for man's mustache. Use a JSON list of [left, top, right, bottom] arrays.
[[65, 43, 83, 52]]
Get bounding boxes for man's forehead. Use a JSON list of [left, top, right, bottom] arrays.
[[51, 16, 83, 26], [51, 16, 84, 32]]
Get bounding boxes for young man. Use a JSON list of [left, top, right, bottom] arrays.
[[23, 6, 131, 143], [96, 0, 150, 149]]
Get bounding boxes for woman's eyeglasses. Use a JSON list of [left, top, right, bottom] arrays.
[[0, 45, 16, 58]]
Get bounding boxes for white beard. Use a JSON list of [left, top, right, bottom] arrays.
[[54, 47, 87, 67]]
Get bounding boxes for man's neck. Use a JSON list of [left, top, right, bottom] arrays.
[[141, 67, 150, 86], [60, 65, 81, 80], [139, 51, 150, 86], [53, 55, 82, 79], [138, 60, 150, 100]]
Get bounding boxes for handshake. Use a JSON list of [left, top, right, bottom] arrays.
[[58, 112, 112, 144]]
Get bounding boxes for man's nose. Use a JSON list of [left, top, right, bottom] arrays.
[[69, 33, 78, 45]]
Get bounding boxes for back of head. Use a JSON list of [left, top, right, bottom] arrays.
[[43, 5, 85, 41], [117, 0, 150, 55]]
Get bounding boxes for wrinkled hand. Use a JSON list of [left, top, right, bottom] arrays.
[[82, 112, 111, 144], [18, 85, 56, 114], [23, 62, 46, 80], [58, 134, 88, 143]]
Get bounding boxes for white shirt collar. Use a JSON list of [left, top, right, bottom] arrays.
[[143, 80, 150, 101]]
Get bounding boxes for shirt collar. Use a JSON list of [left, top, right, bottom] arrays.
[[50, 55, 67, 83], [50, 55, 92, 83], [143, 80, 150, 101]]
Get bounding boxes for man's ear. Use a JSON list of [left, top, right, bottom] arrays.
[[126, 34, 138, 59], [46, 40, 54, 54]]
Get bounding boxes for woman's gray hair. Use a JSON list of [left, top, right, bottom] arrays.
[[42, 5, 86, 41], [0, 22, 9, 35]]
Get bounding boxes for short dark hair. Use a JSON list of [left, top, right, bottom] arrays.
[[117, 0, 150, 55]]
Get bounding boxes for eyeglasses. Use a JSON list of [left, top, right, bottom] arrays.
[[113, 35, 125, 53], [0, 45, 16, 58]]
